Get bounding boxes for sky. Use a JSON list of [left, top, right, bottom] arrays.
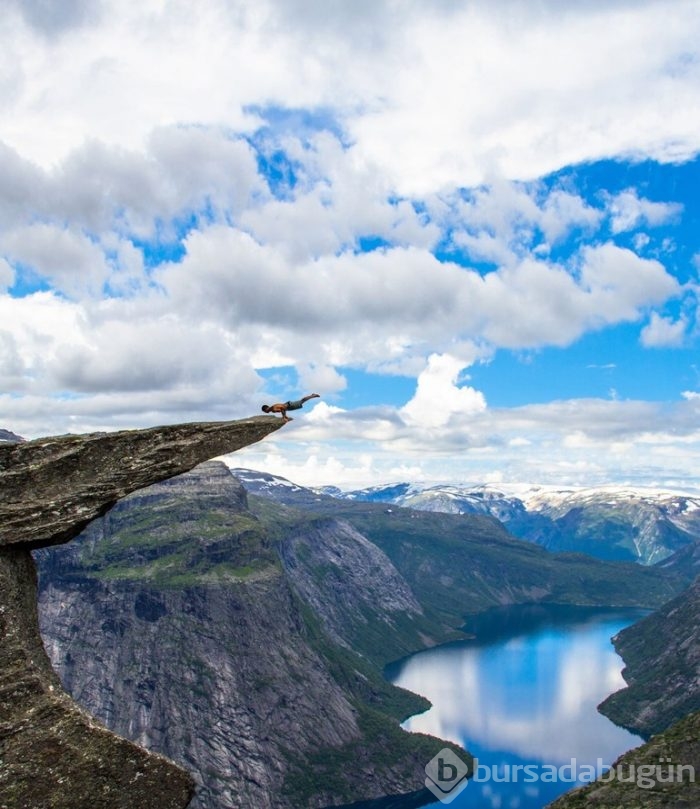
[[1, 0, 700, 491]]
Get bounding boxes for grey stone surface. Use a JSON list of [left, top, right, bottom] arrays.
[[0, 418, 282, 809], [0, 416, 283, 549]]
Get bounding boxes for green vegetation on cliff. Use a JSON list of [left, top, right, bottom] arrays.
[[36, 462, 468, 808], [250, 494, 685, 647], [548, 710, 700, 809], [598, 576, 700, 739], [34, 461, 694, 809]]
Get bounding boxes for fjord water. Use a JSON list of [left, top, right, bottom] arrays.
[[385, 604, 647, 808]]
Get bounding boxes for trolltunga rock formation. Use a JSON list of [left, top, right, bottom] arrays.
[[0, 417, 284, 550], [0, 417, 283, 809]]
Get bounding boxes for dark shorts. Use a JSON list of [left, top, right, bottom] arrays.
[[285, 399, 304, 411]]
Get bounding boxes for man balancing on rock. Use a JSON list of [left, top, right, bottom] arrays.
[[261, 393, 320, 422]]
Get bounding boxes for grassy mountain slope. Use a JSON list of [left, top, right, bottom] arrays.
[[548, 710, 700, 809], [247, 487, 685, 647], [598, 576, 700, 739], [36, 464, 691, 807]]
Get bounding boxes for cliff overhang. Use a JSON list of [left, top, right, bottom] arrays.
[[0, 416, 283, 809]]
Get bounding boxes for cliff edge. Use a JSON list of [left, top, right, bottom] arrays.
[[0, 417, 283, 809]]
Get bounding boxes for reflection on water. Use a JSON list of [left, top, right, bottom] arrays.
[[386, 605, 647, 808]]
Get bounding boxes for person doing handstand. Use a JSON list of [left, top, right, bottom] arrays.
[[261, 393, 320, 422]]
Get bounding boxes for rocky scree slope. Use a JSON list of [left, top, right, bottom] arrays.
[[0, 417, 283, 809]]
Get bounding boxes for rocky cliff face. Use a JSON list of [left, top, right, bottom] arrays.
[[547, 709, 700, 809], [0, 417, 283, 809], [598, 576, 700, 739], [35, 461, 460, 808], [276, 517, 425, 660], [0, 417, 283, 549]]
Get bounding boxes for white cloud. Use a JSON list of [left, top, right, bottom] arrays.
[[4, 0, 102, 37], [156, 225, 681, 362], [0, 257, 14, 290], [540, 190, 602, 244], [0, 200, 684, 437], [640, 312, 687, 347], [347, 2, 700, 193], [297, 364, 347, 395], [0, 0, 698, 193], [0, 292, 86, 392], [227, 446, 380, 491], [0, 290, 264, 421], [441, 180, 602, 265], [230, 391, 700, 490], [401, 354, 487, 428], [0, 0, 698, 493], [608, 189, 683, 234], [578, 243, 680, 320], [1, 223, 110, 295]]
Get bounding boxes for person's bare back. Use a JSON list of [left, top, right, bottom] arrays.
[[261, 393, 320, 422]]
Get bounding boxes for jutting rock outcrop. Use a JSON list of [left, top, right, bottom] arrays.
[[0, 417, 283, 809], [0, 417, 283, 549]]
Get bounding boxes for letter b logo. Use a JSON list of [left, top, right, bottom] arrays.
[[425, 748, 469, 804], [438, 757, 459, 783]]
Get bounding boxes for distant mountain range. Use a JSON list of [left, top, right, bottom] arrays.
[[0, 428, 24, 443], [318, 480, 700, 566]]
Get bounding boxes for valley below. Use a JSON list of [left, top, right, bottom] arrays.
[[32, 461, 699, 808]]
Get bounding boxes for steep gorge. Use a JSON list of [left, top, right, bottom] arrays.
[[35, 461, 451, 808]]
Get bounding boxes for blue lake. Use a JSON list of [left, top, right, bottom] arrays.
[[385, 604, 647, 808]]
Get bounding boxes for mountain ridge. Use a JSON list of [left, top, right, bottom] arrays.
[[18, 451, 697, 808], [308, 477, 700, 566]]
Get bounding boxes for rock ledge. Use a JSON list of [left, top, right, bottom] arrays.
[[0, 417, 283, 809]]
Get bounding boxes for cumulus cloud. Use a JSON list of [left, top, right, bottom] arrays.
[[347, 1, 700, 192], [0, 182, 684, 431], [608, 189, 683, 234], [156, 224, 681, 363], [0, 0, 698, 492], [0, 257, 14, 290], [1, 223, 110, 296], [0, 0, 698, 190], [401, 354, 487, 428], [5, 0, 103, 36], [640, 312, 687, 347], [297, 363, 347, 395], [232, 391, 700, 490]]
